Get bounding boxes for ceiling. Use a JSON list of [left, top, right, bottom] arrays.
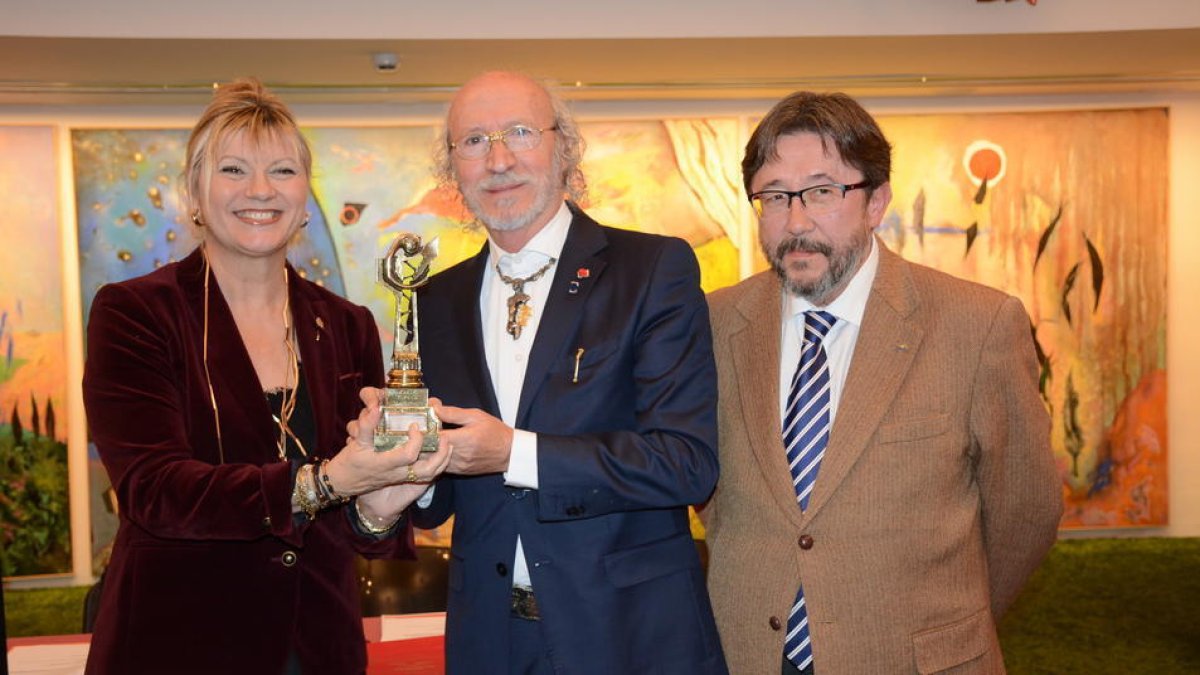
[[1, 29, 1199, 105]]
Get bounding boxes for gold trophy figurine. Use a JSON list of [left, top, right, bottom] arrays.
[[375, 233, 440, 453]]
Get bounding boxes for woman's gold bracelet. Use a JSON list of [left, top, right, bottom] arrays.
[[293, 463, 321, 519], [354, 499, 401, 535]]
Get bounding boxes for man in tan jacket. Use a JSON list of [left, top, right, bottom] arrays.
[[703, 91, 1062, 674]]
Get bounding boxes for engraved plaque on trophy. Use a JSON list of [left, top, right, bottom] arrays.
[[375, 233, 440, 453]]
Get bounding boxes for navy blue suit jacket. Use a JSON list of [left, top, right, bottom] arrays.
[[414, 206, 727, 674]]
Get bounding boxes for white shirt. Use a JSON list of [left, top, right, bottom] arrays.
[[480, 201, 572, 589], [778, 237, 880, 425]]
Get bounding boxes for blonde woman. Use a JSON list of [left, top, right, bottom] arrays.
[[83, 78, 449, 675]]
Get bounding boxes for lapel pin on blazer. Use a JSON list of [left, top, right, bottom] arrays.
[[568, 267, 591, 295], [315, 316, 325, 341]]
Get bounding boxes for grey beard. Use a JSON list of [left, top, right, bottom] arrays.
[[470, 202, 542, 232], [461, 159, 564, 234], [764, 235, 863, 304]]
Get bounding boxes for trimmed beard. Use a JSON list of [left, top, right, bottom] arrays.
[[460, 156, 563, 233], [763, 228, 870, 304]]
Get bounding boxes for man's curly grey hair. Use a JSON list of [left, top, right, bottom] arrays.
[[433, 78, 588, 205]]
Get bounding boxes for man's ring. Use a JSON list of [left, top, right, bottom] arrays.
[[405, 464, 418, 483]]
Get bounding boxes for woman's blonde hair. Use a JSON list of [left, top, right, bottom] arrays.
[[183, 77, 311, 218]]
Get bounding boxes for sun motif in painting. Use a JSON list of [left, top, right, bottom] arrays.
[[963, 139, 1008, 188]]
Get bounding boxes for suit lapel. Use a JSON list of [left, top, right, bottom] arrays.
[[729, 273, 807, 526], [178, 250, 279, 463], [289, 268, 337, 458], [516, 209, 607, 427], [803, 242, 924, 520]]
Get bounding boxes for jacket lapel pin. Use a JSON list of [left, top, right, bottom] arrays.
[[315, 316, 325, 341], [568, 267, 590, 295]]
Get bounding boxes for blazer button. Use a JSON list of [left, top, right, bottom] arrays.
[[798, 534, 814, 550], [281, 550, 298, 567], [496, 562, 508, 577], [769, 616, 783, 630], [261, 516, 272, 528]]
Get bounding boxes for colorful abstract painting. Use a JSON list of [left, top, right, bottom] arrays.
[[578, 119, 741, 293], [73, 120, 741, 548], [876, 108, 1168, 527], [70, 108, 1169, 557], [0, 126, 72, 577]]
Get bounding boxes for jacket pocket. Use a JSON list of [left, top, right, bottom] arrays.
[[554, 339, 622, 378], [877, 412, 951, 444], [912, 607, 995, 673], [603, 531, 700, 588], [335, 370, 366, 420]]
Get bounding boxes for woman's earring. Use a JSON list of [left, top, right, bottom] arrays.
[[301, 212, 311, 228], [191, 210, 204, 227]]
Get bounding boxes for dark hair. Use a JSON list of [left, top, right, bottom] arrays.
[[742, 91, 891, 197], [183, 77, 311, 214]]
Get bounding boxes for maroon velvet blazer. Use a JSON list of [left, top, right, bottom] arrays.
[[82, 249, 412, 675]]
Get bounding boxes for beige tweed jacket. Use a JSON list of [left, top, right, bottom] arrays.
[[703, 241, 1062, 674]]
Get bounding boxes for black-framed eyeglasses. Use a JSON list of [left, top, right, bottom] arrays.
[[749, 180, 871, 218], [449, 125, 558, 160]]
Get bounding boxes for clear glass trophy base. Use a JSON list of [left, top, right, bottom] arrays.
[[374, 387, 440, 453]]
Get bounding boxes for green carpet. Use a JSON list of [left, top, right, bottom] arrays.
[[4, 584, 88, 637], [999, 537, 1200, 674]]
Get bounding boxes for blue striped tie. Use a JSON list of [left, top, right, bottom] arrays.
[[782, 310, 836, 671]]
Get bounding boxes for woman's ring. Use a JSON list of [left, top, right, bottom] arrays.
[[405, 464, 418, 483]]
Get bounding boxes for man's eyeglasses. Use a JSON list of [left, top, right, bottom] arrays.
[[449, 125, 558, 160], [749, 181, 871, 218]]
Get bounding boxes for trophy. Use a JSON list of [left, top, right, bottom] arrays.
[[374, 233, 440, 453]]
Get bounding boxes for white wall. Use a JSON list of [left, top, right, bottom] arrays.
[[5, 0, 1200, 39]]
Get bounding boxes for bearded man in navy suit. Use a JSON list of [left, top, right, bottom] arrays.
[[412, 71, 728, 675]]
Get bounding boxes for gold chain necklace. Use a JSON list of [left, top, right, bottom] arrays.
[[496, 257, 556, 340], [201, 251, 225, 464], [202, 250, 303, 463], [273, 273, 305, 460]]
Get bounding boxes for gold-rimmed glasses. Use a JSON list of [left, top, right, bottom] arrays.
[[449, 125, 558, 160]]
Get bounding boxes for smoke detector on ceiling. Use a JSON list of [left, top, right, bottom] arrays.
[[373, 52, 399, 72]]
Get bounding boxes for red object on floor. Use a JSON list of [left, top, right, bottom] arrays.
[[6, 624, 445, 673], [367, 635, 444, 674], [6, 633, 90, 649]]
